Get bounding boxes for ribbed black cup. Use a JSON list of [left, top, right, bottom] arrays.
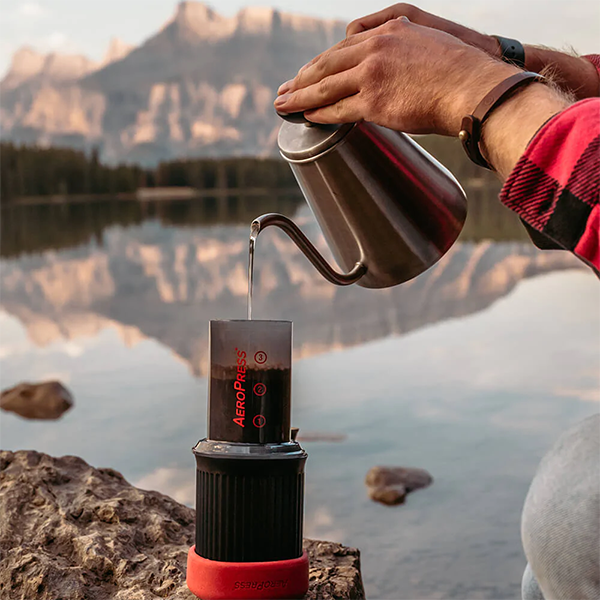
[[194, 443, 306, 563]]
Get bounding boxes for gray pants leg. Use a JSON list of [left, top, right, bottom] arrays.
[[521, 414, 600, 600]]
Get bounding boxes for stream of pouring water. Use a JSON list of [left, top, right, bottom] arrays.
[[247, 222, 260, 320]]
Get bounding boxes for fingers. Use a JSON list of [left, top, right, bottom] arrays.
[[280, 45, 364, 96], [279, 22, 401, 96], [346, 3, 420, 36], [347, 3, 500, 58], [347, 5, 403, 36], [275, 68, 362, 115], [304, 95, 364, 124], [277, 23, 394, 95]]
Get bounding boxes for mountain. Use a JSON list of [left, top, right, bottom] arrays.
[[0, 207, 583, 377], [101, 38, 134, 67], [1, 47, 99, 91], [0, 2, 345, 164]]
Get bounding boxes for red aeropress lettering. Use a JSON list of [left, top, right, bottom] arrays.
[[187, 320, 308, 600]]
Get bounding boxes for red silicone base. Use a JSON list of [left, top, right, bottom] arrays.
[[186, 546, 309, 600]]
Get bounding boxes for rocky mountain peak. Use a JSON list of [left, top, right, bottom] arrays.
[[2, 47, 98, 90], [236, 6, 275, 34], [102, 37, 134, 66], [2, 47, 46, 89], [41, 52, 98, 82], [171, 0, 235, 40], [0, 2, 346, 162]]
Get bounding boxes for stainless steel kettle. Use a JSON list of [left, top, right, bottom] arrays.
[[252, 113, 467, 288]]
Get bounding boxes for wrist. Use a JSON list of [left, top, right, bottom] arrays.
[[524, 45, 600, 99], [443, 57, 520, 135], [482, 34, 503, 58], [481, 83, 570, 177], [522, 45, 543, 73]]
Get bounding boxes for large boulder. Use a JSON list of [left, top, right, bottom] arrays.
[[0, 381, 73, 420], [0, 450, 365, 600]]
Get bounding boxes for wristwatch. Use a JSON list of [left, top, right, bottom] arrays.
[[492, 35, 526, 68]]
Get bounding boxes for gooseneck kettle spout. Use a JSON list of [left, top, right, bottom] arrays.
[[252, 213, 367, 286], [254, 110, 468, 289]]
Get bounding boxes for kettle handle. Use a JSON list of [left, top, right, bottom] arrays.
[[252, 213, 366, 286]]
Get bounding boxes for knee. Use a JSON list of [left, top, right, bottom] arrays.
[[522, 563, 545, 600], [521, 414, 600, 599]]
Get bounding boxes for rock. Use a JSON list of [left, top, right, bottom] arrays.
[[365, 466, 433, 492], [0, 381, 73, 420], [305, 539, 365, 599], [368, 485, 407, 506], [0, 450, 365, 600], [365, 466, 433, 507]]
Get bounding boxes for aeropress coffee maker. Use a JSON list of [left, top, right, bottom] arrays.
[[187, 105, 469, 599], [187, 320, 308, 600]]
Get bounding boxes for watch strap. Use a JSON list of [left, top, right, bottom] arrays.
[[492, 35, 526, 68], [459, 71, 545, 170]]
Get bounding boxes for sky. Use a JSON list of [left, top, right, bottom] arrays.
[[0, 0, 599, 77]]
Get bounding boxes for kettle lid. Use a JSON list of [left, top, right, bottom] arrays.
[[277, 115, 354, 162]]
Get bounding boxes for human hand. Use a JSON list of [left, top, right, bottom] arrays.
[[346, 3, 500, 57], [345, 3, 599, 99], [274, 17, 518, 136]]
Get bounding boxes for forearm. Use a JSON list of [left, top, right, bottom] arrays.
[[450, 60, 572, 179], [335, 5, 599, 267], [454, 67, 598, 270], [523, 46, 600, 99]]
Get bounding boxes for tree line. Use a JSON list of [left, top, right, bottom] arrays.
[[1, 137, 527, 258], [0, 143, 298, 201], [1, 188, 527, 260], [0, 136, 526, 247], [1, 136, 498, 201]]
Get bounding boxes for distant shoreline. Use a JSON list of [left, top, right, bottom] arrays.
[[3, 177, 493, 206], [2, 186, 302, 206]]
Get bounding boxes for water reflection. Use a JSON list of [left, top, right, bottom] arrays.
[[0, 198, 581, 377], [0, 193, 304, 259], [0, 192, 597, 600], [0, 182, 529, 259], [2, 271, 596, 600]]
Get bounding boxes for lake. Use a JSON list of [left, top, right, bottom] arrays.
[[1, 192, 598, 599]]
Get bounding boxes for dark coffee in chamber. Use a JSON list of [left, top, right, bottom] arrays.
[[209, 365, 291, 444]]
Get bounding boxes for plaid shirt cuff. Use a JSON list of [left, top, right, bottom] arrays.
[[583, 54, 600, 77], [499, 98, 600, 270]]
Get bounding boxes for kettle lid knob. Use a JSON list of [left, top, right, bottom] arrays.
[[276, 110, 312, 125], [276, 109, 354, 162]]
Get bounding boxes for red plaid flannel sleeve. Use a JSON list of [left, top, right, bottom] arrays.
[[584, 54, 600, 72], [499, 56, 600, 270]]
